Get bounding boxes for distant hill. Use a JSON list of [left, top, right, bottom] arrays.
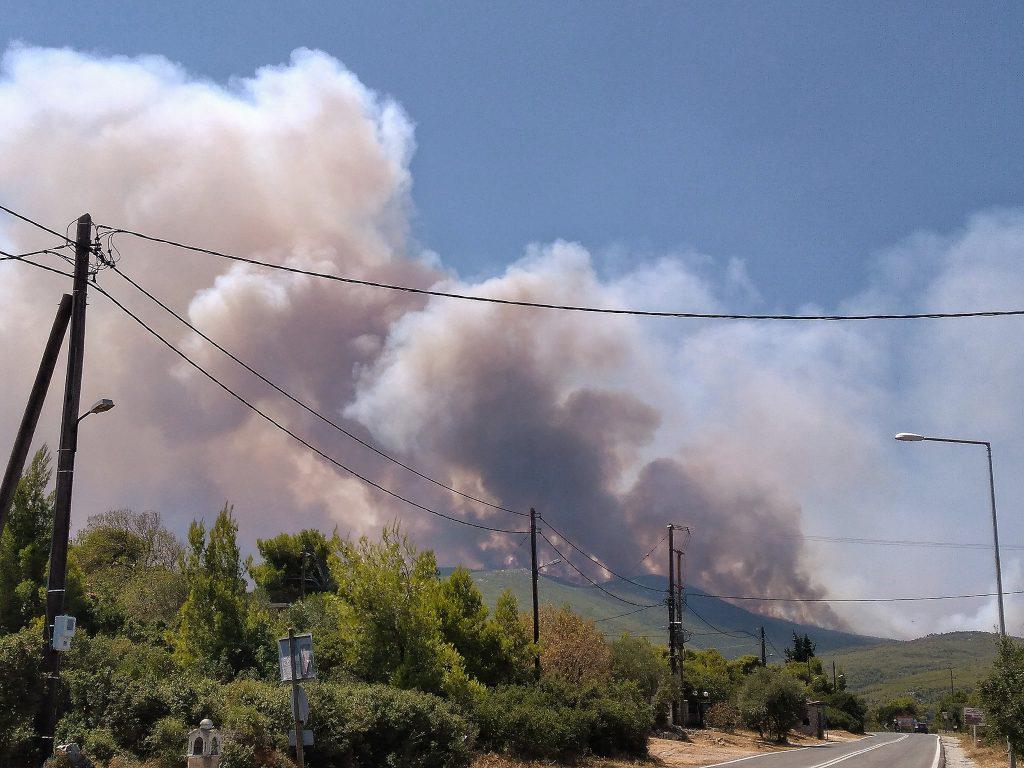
[[456, 567, 888, 659], [824, 631, 1012, 708]]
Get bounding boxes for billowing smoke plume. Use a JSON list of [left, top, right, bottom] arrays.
[[3, 47, 1024, 634]]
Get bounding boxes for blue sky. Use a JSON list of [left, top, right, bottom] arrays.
[[5, 1, 1022, 307]]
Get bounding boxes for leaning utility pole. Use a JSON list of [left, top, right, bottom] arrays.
[[40, 214, 92, 756], [760, 626, 767, 666], [667, 524, 677, 725], [0, 294, 72, 536], [530, 508, 541, 677]]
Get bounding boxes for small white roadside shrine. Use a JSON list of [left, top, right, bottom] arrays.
[[185, 719, 222, 768]]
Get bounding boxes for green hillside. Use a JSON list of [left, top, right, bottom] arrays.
[[825, 631, 1009, 707], [464, 567, 887, 659]]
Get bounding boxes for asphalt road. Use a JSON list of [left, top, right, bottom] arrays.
[[703, 733, 941, 768]]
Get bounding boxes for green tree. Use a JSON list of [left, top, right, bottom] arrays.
[[979, 637, 1024, 754], [784, 632, 816, 663], [0, 628, 44, 765], [682, 648, 733, 703], [173, 504, 271, 676], [610, 634, 675, 722], [873, 696, 920, 729], [738, 667, 807, 742], [329, 525, 468, 695], [435, 570, 531, 685], [250, 528, 336, 603], [72, 509, 185, 633], [0, 447, 53, 632]]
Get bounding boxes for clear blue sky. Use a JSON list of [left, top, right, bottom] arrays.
[[5, 1, 1021, 308]]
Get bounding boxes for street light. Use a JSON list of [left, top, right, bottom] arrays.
[[78, 398, 114, 422], [895, 431, 1015, 767]]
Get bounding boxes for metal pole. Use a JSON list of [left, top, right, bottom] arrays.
[[984, 444, 1007, 637], [530, 508, 540, 677], [0, 294, 72, 536], [676, 548, 685, 707], [667, 524, 677, 725], [984, 444, 1015, 768], [40, 215, 92, 758], [288, 628, 305, 768]]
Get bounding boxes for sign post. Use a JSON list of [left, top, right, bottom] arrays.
[[280, 630, 316, 768], [964, 708, 985, 747]]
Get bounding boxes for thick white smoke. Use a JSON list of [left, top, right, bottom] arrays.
[[1, 47, 1023, 635]]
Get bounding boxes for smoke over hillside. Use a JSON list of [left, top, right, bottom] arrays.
[[3, 47, 1023, 633]]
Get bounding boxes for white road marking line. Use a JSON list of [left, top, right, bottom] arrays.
[[930, 734, 941, 768], [702, 734, 906, 768], [811, 734, 908, 768], [701, 745, 816, 768]]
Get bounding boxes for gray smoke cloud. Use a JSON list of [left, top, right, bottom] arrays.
[[3, 46, 1023, 635]]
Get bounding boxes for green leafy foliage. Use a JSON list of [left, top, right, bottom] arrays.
[[737, 667, 807, 742], [871, 695, 920, 728], [0, 447, 54, 632], [610, 633, 675, 723], [309, 681, 475, 768], [174, 505, 274, 677], [472, 677, 651, 760], [785, 633, 817, 663], [0, 627, 44, 766], [250, 529, 336, 604], [979, 636, 1024, 754]]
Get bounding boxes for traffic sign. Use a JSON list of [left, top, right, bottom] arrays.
[[964, 707, 984, 726], [291, 684, 309, 723], [278, 633, 317, 681]]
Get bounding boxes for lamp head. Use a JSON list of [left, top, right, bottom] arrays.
[[894, 432, 925, 442], [89, 398, 115, 414]]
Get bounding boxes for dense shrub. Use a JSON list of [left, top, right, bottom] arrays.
[[738, 668, 806, 743], [0, 628, 44, 766], [309, 681, 476, 768], [472, 677, 651, 761], [705, 701, 742, 732], [824, 691, 866, 733]]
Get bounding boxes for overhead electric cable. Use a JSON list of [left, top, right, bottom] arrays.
[[687, 588, 1024, 604], [538, 530, 660, 608], [108, 264, 526, 518], [633, 532, 668, 568], [98, 224, 1024, 321], [87, 281, 528, 536], [775, 532, 1024, 551], [541, 519, 665, 593], [0, 204, 75, 242]]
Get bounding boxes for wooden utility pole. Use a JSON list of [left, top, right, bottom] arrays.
[[760, 626, 767, 666], [0, 294, 72, 536], [667, 524, 677, 725], [675, 547, 685, 697], [530, 508, 540, 677], [40, 215, 92, 756]]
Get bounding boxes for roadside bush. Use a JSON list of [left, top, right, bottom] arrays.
[[824, 691, 866, 733], [705, 701, 742, 733], [0, 628, 44, 766], [738, 668, 806, 743], [309, 681, 475, 768], [472, 678, 651, 761]]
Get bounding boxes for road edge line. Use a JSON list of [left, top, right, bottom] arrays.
[[932, 734, 943, 768]]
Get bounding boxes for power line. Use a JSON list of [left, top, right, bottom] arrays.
[[786, 532, 1024, 551], [541, 519, 665, 593], [633, 532, 668, 568], [108, 263, 526, 518], [98, 224, 1024, 322], [687, 588, 1024, 604], [538, 530, 659, 608], [81, 277, 529, 536], [0, 204, 75, 243]]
